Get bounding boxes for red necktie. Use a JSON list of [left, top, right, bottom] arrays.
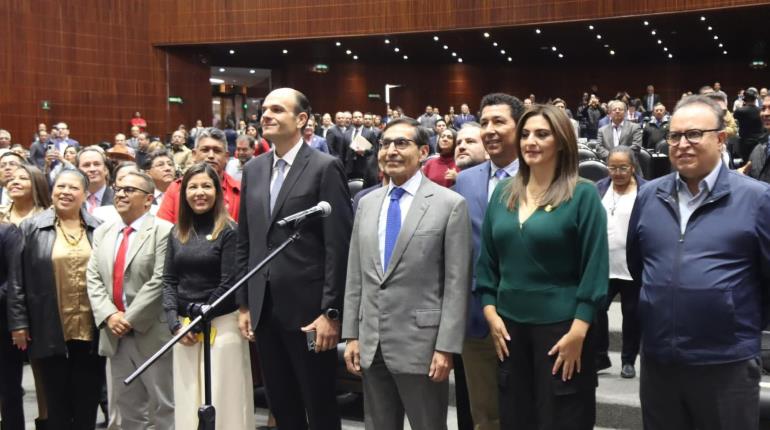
[[87, 194, 98, 214], [112, 226, 134, 312]]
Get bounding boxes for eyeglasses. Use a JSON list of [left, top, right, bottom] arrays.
[[379, 138, 416, 150], [112, 185, 151, 195], [666, 128, 721, 146], [608, 165, 632, 173]]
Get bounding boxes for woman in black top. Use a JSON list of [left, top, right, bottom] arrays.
[[0, 222, 23, 428], [162, 163, 254, 429]]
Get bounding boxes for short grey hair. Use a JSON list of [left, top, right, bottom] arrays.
[[194, 127, 227, 149], [674, 95, 725, 130], [607, 100, 627, 112], [122, 170, 156, 195], [459, 121, 481, 130]]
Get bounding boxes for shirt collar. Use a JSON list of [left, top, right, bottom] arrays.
[[490, 158, 519, 178], [90, 184, 107, 202], [676, 160, 722, 196], [273, 138, 303, 169], [120, 211, 148, 232], [387, 170, 423, 198], [613, 121, 625, 129]]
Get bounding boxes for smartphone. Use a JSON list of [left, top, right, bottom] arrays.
[[305, 330, 317, 352], [46, 143, 55, 152]]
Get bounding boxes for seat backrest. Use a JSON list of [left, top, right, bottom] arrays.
[[636, 148, 652, 179], [578, 159, 609, 183], [348, 179, 365, 196], [578, 148, 597, 162]]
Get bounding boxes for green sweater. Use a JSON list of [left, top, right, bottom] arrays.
[[476, 180, 608, 324]]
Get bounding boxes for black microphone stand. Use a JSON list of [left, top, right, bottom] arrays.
[[124, 221, 306, 430]]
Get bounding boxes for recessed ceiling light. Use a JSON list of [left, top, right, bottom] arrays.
[[723, 50, 728, 54], [558, 53, 564, 58], [713, 35, 719, 40], [651, 30, 656, 35], [346, 50, 351, 55], [718, 43, 723, 47], [609, 50, 615, 55], [588, 25, 594, 30], [452, 52, 457, 57], [551, 46, 557, 51], [394, 47, 400, 52], [657, 39, 662, 44], [433, 36, 439, 41], [643, 21, 649, 26], [483, 32, 490, 38], [443, 45, 448, 50], [535, 29, 541, 34], [403, 55, 408, 60], [353, 55, 358, 60], [603, 44, 609, 48], [700, 16, 706, 21], [229, 49, 235, 55], [249, 69, 255, 74], [336, 42, 341, 46], [209, 78, 224, 84], [596, 34, 602, 39], [458, 58, 463, 63], [219, 68, 225, 72], [508, 57, 513, 61], [500, 49, 506, 54], [493, 42, 498, 47], [384, 39, 390, 44], [663, 47, 668, 51], [707, 26, 713, 31], [282, 49, 288, 54], [668, 53, 673, 58]]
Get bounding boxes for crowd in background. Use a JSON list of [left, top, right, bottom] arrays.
[[0, 80, 769, 430]]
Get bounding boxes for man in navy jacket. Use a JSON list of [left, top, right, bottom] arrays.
[[627, 95, 770, 430]]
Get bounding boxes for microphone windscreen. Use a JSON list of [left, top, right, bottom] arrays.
[[318, 201, 332, 217]]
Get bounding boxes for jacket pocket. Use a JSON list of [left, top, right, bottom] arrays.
[[677, 285, 735, 348], [415, 309, 441, 327]]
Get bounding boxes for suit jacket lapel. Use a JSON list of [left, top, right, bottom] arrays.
[[103, 223, 121, 282], [270, 143, 311, 224], [382, 177, 432, 282], [366, 187, 388, 280], [474, 162, 491, 212], [259, 153, 273, 224], [124, 215, 154, 269]]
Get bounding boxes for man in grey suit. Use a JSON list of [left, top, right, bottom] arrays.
[[343, 118, 472, 430], [596, 100, 643, 160], [87, 171, 174, 430]]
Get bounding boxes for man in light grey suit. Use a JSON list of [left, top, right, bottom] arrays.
[[87, 171, 174, 430], [343, 118, 472, 430], [596, 99, 643, 160]]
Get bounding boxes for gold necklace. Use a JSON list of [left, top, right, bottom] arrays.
[[56, 219, 85, 247]]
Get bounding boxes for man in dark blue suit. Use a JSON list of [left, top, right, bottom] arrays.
[[453, 93, 523, 430], [453, 103, 477, 130]]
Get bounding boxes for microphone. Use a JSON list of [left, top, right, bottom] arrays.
[[277, 201, 332, 227]]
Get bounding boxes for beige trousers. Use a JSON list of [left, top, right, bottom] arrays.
[[462, 335, 501, 430]]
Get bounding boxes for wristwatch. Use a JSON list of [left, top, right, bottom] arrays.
[[324, 308, 340, 321]]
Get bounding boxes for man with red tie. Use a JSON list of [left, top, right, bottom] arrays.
[[87, 171, 175, 430]]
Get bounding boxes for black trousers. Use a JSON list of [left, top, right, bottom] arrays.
[[36, 341, 103, 430], [453, 353, 473, 430], [255, 289, 341, 430], [498, 319, 597, 430], [0, 303, 25, 430], [640, 356, 761, 430], [595, 278, 641, 365]]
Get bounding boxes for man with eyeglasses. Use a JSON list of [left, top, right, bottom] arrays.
[[596, 100, 643, 160], [87, 170, 175, 430], [143, 150, 175, 211], [0, 151, 27, 206], [343, 117, 471, 430], [744, 94, 770, 184], [627, 95, 770, 430], [51, 122, 80, 153]]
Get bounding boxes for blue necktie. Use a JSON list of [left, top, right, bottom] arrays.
[[495, 169, 509, 180], [270, 159, 287, 215], [384, 187, 406, 271]]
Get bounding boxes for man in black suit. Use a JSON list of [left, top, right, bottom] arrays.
[[643, 85, 661, 118], [325, 111, 351, 159], [236, 88, 353, 430], [344, 110, 379, 186]]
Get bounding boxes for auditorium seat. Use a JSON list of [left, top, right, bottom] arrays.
[[636, 148, 652, 179], [578, 159, 609, 182], [348, 178, 365, 197], [579, 148, 597, 162]]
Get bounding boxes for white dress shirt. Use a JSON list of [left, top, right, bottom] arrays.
[[601, 186, 636, 280], [270, 138, 304, 189], [378, 170, 423, 268], [113, 212, 149, 306]]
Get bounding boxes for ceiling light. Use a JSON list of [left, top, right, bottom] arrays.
[[346, 50, 351, 55], [508, 57, 513, 62], [651, 30, 656, 35], [403, 55, 408, 60], [394, 47, 400, 52], [483, 32, 490, 38], [603, 44, 609, 48], [452, 52, 457, 57], [643, 21, 649, 26], [500, 49, 506, 54], [249, 69, 255, 74], [535, 29, 541, 34], [700, 16, 706, 21], [558, 53, 564, 58], [209, 78, 224, 84], [218, 68, 225, 72], [713, 35, 719, 40], [707, 26, 713, 31], [609, 50, 615, 55], [657, 39, 662, 44], [723, 50, 728, 54], [668, 53, 673, 58], [718, 43, 723, 47], [493, 42, 498, 47], [353, 55, 358, 60], [551, 46, 557, 51], [458, 58, 463, 63], [282, 49, 288, 54], [596, 34, 602, 39], [588, 25, 594, 30], [335, 41, 341, 46], [443, 45, 448, 50], [663, 47, 668, 51], [433, 36, 439, 41], [229, 49, 235, 54], [385, 39, 390, 44]]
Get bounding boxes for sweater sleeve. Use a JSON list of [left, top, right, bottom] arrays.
[[574, 183, 609, 323], [161, 232, 181, 332], [475, 187, 503, 308]]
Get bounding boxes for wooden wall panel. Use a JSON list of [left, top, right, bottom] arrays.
[[274, 60, 767, 120], [148, 0, 769, 45]]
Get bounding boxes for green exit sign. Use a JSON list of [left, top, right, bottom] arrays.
[[41, 100, 51, 110], [168, 96, 184, 104]]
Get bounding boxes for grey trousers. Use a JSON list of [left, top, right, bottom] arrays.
[[362, 349, 449, 430], [109, 335, 175, 430]]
